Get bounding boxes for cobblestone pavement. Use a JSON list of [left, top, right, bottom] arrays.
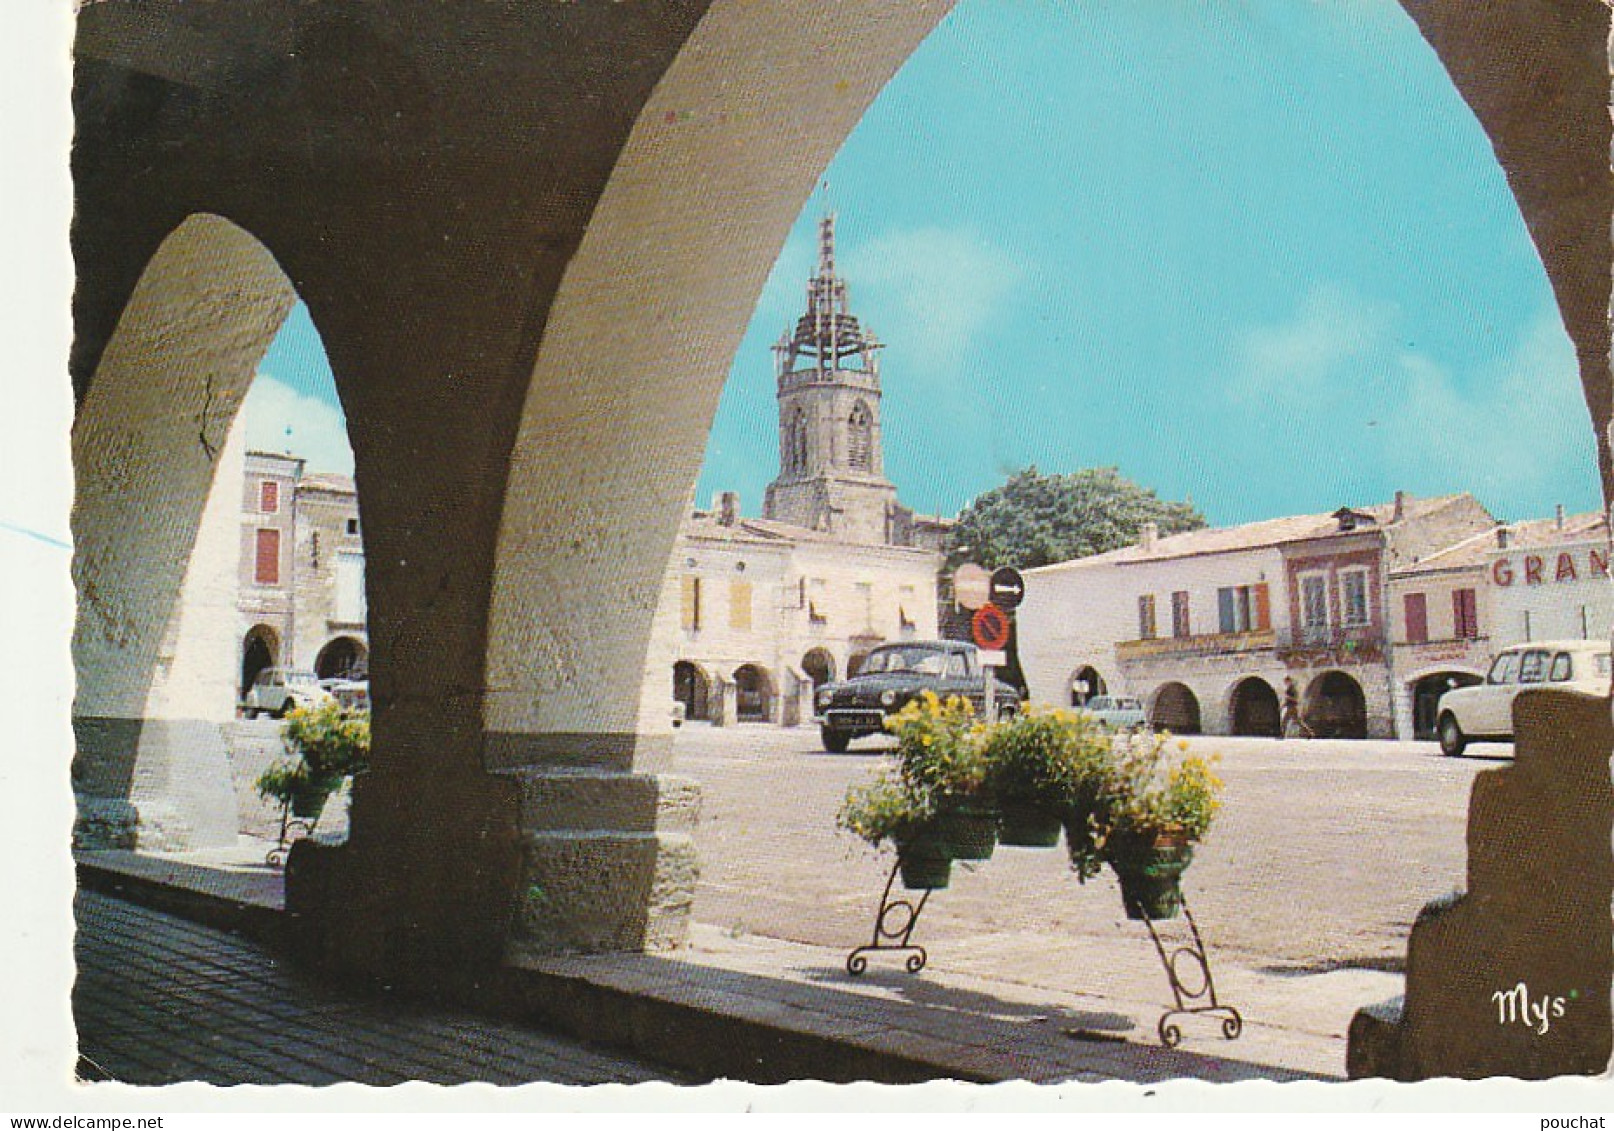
[[72, 890, 695, 1086]]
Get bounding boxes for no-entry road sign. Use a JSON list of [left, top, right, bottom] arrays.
[[989, 567, 1025, 611]]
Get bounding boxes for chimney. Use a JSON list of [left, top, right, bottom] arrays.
[[1556, 504, 1565, 530], [1139, 522, 1158, 552], [1497, 525, 1511, 549], [716, 491, 740, 527], [1392, 491, 1406, 522]]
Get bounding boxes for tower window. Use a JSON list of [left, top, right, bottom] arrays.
[[848, 402, 872, 471], [788, 410, 808, 475]]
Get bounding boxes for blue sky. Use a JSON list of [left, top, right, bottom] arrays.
[[247, 0, 1599, 529]]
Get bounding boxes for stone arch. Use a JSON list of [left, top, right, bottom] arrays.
[[1305, 670, 1368, 740], [673, 660, 712, 722], [72, 213, 299, 852], [314, 635, 369, 681], [68, 0, 1614, 987], [1408, 667, 1486, 741], [1069, 665, 1106, 707], [1228, 676, 1281, 738], [1150, 682, 1202, 735], [802, 648, 836, 688], [240, 625, 280, 697], [733, 663, 777, 723]]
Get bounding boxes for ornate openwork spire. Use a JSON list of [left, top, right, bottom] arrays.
[[774, 214, 882, 379]]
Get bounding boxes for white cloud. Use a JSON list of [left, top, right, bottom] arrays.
[[843, 227, 1024, 375], [1230, 283, 1398, 404], [242, 374, 354, 476], [1378, 312, 1594, 508]]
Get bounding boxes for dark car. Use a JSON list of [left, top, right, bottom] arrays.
[[813, 640, 1022, 753]]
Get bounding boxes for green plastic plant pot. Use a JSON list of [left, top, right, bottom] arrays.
[[935, 801, 997, 861], [1107, 838, 1193, 920], [896, 849, 953, 891], [289, 773, 342, 820], [997, 800, 1063, 847]]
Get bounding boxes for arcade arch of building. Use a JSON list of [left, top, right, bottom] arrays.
[[68, 2, 1613, 997]]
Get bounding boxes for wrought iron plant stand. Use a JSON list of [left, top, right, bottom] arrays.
[[845, 856, 1243, 1048]]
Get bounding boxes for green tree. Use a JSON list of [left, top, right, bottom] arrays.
[[946, 467, 1205, 571]]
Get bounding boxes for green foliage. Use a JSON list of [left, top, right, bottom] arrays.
[[981, 703, 1112, 806], [885, 691, 990, 802], [835, 770, 934, 848], [835, 697, 1226, 870], [281, 700, 370, 777], [255, 701, 370, 807], [1098, 735, 1224, 844], [945, 466, 1206, 571], [254, 758, 341, 807]]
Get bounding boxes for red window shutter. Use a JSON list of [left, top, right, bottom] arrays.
[[1253, 583, 1271, 631], [255, 528, 280, 585], [260, 480, 279, 513], [1404, 592, 1428, 644], [1454, 588, 1478, 639]]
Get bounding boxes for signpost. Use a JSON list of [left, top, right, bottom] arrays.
[[953, 563, 990, 611], [971, 603, 1010, 724], [989, 566, 1025, 611], [958, 564, 1025, 725]]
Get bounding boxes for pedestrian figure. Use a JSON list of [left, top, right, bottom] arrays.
[[1281, 676, 1313, 738]]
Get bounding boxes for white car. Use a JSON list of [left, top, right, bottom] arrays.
[[1436, 640, 1611, 756], [1080, 695, 1148, 731], [241, 668, 333, 719]]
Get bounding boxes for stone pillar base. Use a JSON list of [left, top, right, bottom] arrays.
[[72, 716, 239, 852], [509, 770, 701, 954]]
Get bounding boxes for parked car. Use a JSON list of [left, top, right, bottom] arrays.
[[813, 640, 1022, 753], [329, 679, 370, 711], [1436, 639, 1612, 756], [1079, 695, 1148, 731], [241, 668, 333, 719]]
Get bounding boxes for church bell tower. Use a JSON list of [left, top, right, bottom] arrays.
[[763, 214, 900, 545]]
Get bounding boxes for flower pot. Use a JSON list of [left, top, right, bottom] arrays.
[[997, 799, 1063, 847], [289, 773, 342, 821], [1106, 834, 1193, 920], [895, 829, 953, 890], [935, 800, 997, 861]]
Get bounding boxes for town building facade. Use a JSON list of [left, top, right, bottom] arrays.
[[1020, 493, 1496, 740], [647, 215, 948, 726], [236, 444, 367, 697]]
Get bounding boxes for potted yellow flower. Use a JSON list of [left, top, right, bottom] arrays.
[[885, 691, 996, 862], [1097, 737, 1223, 919]]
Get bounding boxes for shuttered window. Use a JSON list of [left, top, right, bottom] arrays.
[[680, 575, 702, 631], [259, 481, 279, 514], [1453, 588, 1478, 639], [1404, 592, 1428, 644], [254, 528, 280, 586], [729, 579, 752, 632], [1253, 582, 1271, 630]]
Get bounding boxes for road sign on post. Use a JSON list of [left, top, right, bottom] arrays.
[[989, 566, 1025, 611], [953, 563, 990, 611], [972, 604, 1010, 725], [971, 604, 1011, 652]]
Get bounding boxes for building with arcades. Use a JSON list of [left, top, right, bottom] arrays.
[[1019, 492, 1496, 740], [237, 437, 368, 699]]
